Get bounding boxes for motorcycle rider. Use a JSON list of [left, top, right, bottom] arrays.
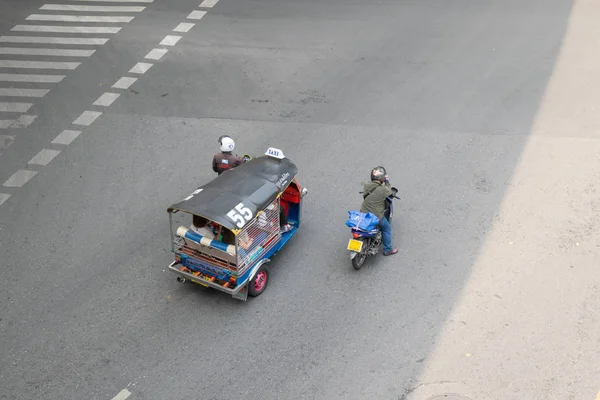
[[212, 135, 244, 175], [360, 166, 398, 256]]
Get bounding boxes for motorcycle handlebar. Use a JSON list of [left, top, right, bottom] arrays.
[[358, 186, 401, 200]]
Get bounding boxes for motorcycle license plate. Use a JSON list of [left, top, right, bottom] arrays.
[[347, 239, 363, 252]]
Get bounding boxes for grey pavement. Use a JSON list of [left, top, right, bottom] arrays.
[[1, 0, 599, 399]]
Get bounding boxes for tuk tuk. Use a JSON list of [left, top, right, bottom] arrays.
[[167, 148, 308, 301]]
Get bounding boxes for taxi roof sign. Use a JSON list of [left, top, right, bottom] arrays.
[[265, 147, 285, 159]]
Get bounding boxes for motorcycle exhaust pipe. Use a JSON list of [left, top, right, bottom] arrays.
[[176, 276, 187, 284]]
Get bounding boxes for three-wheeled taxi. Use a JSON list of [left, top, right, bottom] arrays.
[[167, 148, 308, 301]]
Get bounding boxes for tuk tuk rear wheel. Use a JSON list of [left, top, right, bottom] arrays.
[[248, 266, 269, 297]]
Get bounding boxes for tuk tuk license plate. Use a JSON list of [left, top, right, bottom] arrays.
[[347, 239, 363, 252], [195, 275, 212, 287]]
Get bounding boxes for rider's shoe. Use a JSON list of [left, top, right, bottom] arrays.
[[383, 248, 398, 256]]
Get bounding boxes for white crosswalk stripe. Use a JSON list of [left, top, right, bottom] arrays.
[[12, 25, 122, 34], [0, 193, 10, 206], [39, 5, 146, 12], [65, 0, 153, 2], [11, 115, 37, 128], [0, 47, 95, 57], [0, 60, 81, 70], [0, 74, 65, 83], [26, 14, 135, 23], [0, 89, 50, 98], [0, 36, 110, 45], [0, 103, 33, 113]]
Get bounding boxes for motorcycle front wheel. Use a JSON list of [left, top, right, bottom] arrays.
[[352, 252, 367, 270]]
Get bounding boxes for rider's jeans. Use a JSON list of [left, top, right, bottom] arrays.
[[378, 216, 393, 253]]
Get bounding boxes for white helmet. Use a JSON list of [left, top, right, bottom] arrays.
[[219, 136, 235, 152]]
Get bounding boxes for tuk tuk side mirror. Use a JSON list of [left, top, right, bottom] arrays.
[[300, 187, 308, 198]]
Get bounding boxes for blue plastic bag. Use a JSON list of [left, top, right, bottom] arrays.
[[345, 210, 379, 231]]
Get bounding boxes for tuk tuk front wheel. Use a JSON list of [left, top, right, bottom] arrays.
[[248, 266, 269, 297]]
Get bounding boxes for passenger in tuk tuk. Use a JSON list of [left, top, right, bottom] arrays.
[[190, 215, 215, 239], [190, 215, 237, 248], [278, 201, 293, 233], [264, 202, 292, 233], [220, 227, 235, 245]]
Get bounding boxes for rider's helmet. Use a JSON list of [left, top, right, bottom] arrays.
[[370, 166, 386, 183], [219, 135, 235, 152]]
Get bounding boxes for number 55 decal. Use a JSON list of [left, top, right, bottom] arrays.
[[227, 203, 253, 228]]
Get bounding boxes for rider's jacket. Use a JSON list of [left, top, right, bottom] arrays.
[[360, 181, 393, 219], [212, 152, 243, 175]]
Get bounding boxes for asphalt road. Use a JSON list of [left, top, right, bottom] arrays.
[[1, 0, 599, 399]]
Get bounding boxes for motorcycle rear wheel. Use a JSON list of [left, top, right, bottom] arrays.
[[352, 252, 367, 270]]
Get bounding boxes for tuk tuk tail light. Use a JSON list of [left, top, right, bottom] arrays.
[[352, 233, 362, 239]]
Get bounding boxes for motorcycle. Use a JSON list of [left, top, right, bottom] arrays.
[[347, 186, 400, 270]]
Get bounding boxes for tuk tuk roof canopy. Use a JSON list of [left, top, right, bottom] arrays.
[[168, 154, 298, 231]]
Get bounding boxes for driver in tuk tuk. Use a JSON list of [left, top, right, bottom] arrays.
[[212, 135, 244, 175]]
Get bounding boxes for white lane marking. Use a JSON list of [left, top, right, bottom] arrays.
[[0, 73, 64, 83], [3, 170, 37, 187], [52, 129, 81, 145], [0, 103, 33, 113], [111, 389, 132, 400], [11, 115, 37, 128], [0, 36, 109, 45], [12, 25, 121, 34], [28, 149, 60, 166], [0, 193, 10, 206], [159, 35, 181, 46], [145, 48, 167, 60], [73, 111, 102, 126], [0, 47, 95, 57], [40, 4, 146, 12], [199, 0, 219, 7], [129, 62, 152, 74], [26, 15, 135, 23], [93, 92, 120, 107], [0, 120, 15, 129], [187, 10, 207, 20], [0, 88, 50, 98], [0, 60, 80, 70], [112, 76, 137, 89], [173, 22, 194, 33]]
